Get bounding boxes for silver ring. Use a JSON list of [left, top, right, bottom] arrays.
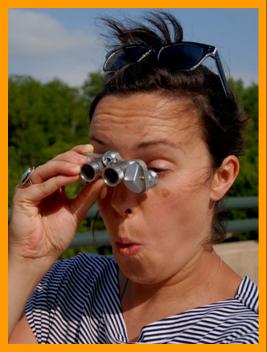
[[20, 167, 35, 186]]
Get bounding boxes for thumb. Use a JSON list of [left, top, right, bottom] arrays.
[[70, 180, 105, 224]]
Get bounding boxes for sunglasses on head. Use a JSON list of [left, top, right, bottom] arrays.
[[103, 41, 231, 97]]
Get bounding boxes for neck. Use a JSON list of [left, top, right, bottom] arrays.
[[120, 249, 227, 314]]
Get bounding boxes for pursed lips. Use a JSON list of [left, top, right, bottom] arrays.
[[114, 236, 142, 256]]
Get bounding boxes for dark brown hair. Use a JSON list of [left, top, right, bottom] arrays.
[[89, 11, 245, 242]]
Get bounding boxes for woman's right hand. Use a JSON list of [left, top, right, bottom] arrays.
[[9, 144, 104, 264]]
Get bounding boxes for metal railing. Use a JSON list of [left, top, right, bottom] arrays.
[[70, 196, 258, 248]]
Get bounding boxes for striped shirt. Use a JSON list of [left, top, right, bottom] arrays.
[[25, 253, 258, 344]]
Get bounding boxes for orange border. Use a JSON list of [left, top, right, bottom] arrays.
[[1, 1, 266, 351]]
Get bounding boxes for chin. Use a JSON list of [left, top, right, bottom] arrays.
[[113, 249, 163, 285]]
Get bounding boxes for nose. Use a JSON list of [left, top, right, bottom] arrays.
[[109, 182, 140, 216]]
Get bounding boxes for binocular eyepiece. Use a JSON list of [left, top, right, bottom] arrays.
[[80, 151, 158, 194]]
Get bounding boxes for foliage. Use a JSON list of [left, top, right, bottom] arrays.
[[8, 75, 93, 203], [228, 79, 258, 197], [81, 71, 104, 104], [222, 79, 258, 242]]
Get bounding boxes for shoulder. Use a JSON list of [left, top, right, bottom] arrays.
[[226, 276, 259, 344], [24, 254, 119, 343], [211, 276, 259, 344], [25, 253, 118, 311], [234, 276, 258, 313], [181, 276, 259, 344]]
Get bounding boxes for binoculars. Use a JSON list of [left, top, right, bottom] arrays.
[[80, 151, 158, 194]]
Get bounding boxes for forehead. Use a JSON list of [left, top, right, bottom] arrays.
[[89, 92, 201, 147]]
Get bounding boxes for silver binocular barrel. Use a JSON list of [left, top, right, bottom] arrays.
[[80, 151, 120, 183], [80, 151, 158, 194]]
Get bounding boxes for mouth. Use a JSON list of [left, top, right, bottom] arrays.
[[115, 239, 141, 256]]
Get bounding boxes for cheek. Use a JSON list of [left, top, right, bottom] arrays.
[[147, 185, 179, 216], [159, 188, 172, 198], [151, 175, 208, 219]]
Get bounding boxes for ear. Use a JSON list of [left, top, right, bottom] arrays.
[[210, 155, 240, 201]]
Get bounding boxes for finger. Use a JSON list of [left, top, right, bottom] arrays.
[[69, 179, 105, 224], [53, 150, 88, 164], [16, 175, 80, 204], [53, 145, 94, 163], [29, 145, 95, 184], [72, 144, 94, 154], [31, 160, 82, 184]]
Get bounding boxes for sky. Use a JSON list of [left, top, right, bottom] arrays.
[[8, 8, 258, 88]]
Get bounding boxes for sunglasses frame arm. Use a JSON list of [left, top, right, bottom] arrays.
[[212, 49, 232, 97]]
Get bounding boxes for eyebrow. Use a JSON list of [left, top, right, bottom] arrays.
[[90, 136, 180, 150], [137, 139, 180, 150]]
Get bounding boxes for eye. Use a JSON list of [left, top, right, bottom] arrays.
[[149, 167, 164, 173], [148, 160, 172, 175], [148, 164, 169, 175]]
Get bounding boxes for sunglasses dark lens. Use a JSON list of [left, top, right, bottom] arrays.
[[104, 47, 149, 71], [159, 45, 206, 70]]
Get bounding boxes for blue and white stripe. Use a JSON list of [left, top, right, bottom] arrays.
[[25, 253, 258, 344]]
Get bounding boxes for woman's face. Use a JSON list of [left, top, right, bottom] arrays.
[[89, 92, 215, 284]]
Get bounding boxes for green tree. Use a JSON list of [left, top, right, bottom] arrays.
[[229, 79, 258, 197], [82, 71, 104, 103], [8, 75, 90, 204]]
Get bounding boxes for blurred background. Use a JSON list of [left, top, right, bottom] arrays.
[[8, 8, 258, 265]]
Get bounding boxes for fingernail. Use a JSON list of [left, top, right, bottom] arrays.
[[74, 165, 82, 172], [83, 144, 94, 152]]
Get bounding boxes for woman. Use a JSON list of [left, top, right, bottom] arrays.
[[9, 12, 258, 344]]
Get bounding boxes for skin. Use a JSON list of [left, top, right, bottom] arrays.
[[91, 93, 214, 283], [9, 91, 241, 343]]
